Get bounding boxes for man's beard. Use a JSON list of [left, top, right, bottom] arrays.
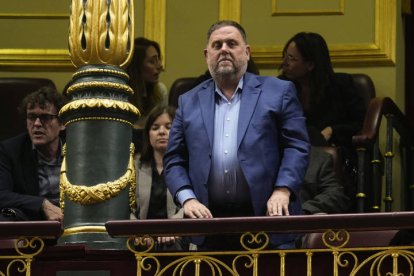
[[211, 63, 240, 82]]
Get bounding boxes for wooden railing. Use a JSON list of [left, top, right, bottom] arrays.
[[2, 214, 414, 275], [0, 221, 61, 276], [106, 212, 414, 276], [353, 97, 414, 212]]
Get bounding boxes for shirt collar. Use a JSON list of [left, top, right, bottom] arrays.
[[33, 139, 63, 163], [214, 76, 244, 102]]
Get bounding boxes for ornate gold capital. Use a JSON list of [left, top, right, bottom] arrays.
[[69, 0, 134, 68]]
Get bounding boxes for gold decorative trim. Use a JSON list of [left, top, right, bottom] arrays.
[[60, 143, 136, 208], [384, 151, 395, 157], [144, 0, 166, 68], [248, 0, 397, 67], [125, 229, 414, 275], [66, 81, 134, 96], [59, 99, 140, 116], [219, 0, 241, 22], [0, 13, 69, 19], [68, 0, 134, 68], [0, 0, 396, 70], [356, 193, 366, 198], [272, 0, 345, 15], [72, 68, 130, 80], [62, 226, 107, 236], [64, 116, 134, 127], [0, 237, 45, 276], [0, 48, 71, 70]]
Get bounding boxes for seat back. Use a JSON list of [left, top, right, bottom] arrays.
[[0, 78, 56, 141], [168, 77, 198, 108], [351, 73, 376, 108]]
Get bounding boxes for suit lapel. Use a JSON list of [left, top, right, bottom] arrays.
[[237, 74, 261, 147], [22, 136, 39, 195], [198, 81, 215, 149], [137, 164, 152, 219]]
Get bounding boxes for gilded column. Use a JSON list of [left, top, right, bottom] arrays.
[[58, 0, 138, 249]]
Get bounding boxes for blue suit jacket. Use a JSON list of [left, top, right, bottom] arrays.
[[164, 72, 310, 246]]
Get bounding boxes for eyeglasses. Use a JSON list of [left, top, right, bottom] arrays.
[[282, 53, 300, 62], [27, 113, 59, 124]]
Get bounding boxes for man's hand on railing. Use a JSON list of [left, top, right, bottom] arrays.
[[42, 199, 63, 222], [183, 198, 213, 219], [267, 187, 290, 216]]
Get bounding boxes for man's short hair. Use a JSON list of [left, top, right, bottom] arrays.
[[18, 86, 67, 115], [206, 20, 247, 44]]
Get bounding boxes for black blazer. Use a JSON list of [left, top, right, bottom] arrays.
[[0, 133, 44, 219], [305, 73, 366, 149], [300, 147, 350, 214]]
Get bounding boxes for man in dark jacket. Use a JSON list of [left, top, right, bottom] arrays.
[[301, 147, 350, 214], [0, 86, 66, 221]]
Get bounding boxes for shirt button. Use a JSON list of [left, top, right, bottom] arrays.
[[226, 117, 230, 121], [224, 170, 228, 174], [226, 190, 230, 194], [224, 150, 228, 154], [225, 133, 229, 137]]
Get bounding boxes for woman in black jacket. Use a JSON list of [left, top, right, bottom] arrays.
[[279, 32, 367, 201]]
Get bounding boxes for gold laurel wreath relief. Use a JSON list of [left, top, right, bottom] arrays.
[[60, 143, 136, 212]]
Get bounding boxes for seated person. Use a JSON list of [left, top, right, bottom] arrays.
[[0, 86, 67, 221], [134, 105, 185, 250], [301, 147, 350, 214], [127, 37, 169, 153], [126, 37, 168, 130], [279, 32, 366, 185]]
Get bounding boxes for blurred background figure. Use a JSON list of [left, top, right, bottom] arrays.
[[126, 37, 168, 130], [301, 147, 350, 215], [134, 105, 185, 250]]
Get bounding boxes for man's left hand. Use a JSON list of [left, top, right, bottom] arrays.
[[266, 187, 291, 216]]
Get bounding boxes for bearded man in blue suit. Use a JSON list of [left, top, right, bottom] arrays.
[[164, 20, 310, 250]]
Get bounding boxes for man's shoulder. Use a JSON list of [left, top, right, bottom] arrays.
[[0, 133, 30, 149], [245, 73, 293, 87], [179, 78, 214, 100]]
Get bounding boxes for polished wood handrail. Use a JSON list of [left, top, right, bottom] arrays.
[[0, 221, 62, 238], [353, 97, 413, 146], [106, 211, 414, 237], [352, 96, 414, 212]]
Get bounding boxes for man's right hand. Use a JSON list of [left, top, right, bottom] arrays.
[[183, 199, 213, 219], [42, 199, 63, 222]]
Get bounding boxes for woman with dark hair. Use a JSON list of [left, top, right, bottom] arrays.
[[279, 32, 366, 164], [126, 37, 168, 129], [279, 32, 366, 206], [134, 105, 184, 250]]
